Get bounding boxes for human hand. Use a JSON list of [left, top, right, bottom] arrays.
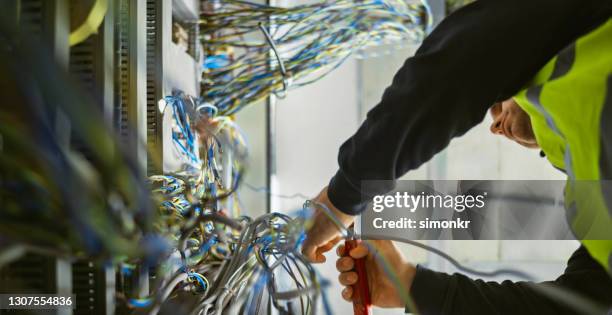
[[336, 240, 416, 308], [301, 187, 355, 263]]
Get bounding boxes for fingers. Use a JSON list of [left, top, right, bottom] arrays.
[[303, 236, 342, 263], [301, 206, 344, 263], [336, 256, 354, 272], [315, 237, 342, 262], [337, 243, 369, 259], [348, 243, 369, 259], [338, 271, 358, 286], [301, 230, 331, 263], [336, 244, 345, 256], [336, 243, 367, 304], [313, 251, 326, 263], [302, 186, 356, 264], [319, 236, 342, 252], [301, 238, 321, 263], [341, 286, 353, 302], [336, 243, 367, 273]]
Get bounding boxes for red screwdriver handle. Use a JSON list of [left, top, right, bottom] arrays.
[[344, 239, 372, 315]]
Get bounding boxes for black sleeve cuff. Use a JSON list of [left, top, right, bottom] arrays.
[[327, 170, 368, 215], [405, 265, 454, 315]]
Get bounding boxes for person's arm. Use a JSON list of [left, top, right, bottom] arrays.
[[328, 0, 612, 215], [410, 246, 612, 315]]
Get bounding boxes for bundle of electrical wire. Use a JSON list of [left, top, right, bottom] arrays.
[[165, 94, 202, 165], [0, 22, 156, 262], [199, 0, 430, 115], [143, 172, 322, 315], [153, 94, 248, 215], [187, 212, 319, 315], [194, 112, 248, 204]]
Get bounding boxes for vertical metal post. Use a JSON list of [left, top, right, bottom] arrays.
[[45, 0, 71, 150], [265, 98, 276, 212], [43, 3, 73, 314], [150, 0, 172, 174], [95, 0, 116, 124], [103, 265, 116, 315], [130, 0, 149, 297], [99, 3, 117, 304], [43, 0, 70, 68], [264, 1, 275, 314], [265, 0, 276, 214], [128, 0, 148, 174], [55, 260, 72, 315]]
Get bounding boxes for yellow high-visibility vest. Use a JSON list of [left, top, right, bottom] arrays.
[[514, 19, 612, 274]]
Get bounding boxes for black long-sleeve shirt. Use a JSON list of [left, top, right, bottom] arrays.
[[326, 0, 612, 215], [410, 246, 612, 314]]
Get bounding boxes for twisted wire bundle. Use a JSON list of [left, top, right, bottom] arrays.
[[199, 0, 429, 115], [159, 94, 248, 206], [143, 179, 320, 315], [166, 95, 201, 165], [195, 114, 248, 203]]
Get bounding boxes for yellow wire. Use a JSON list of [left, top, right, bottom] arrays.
[[69, 0, 108, 46]]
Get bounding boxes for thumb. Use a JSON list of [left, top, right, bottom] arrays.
[[302, 225, 329, 262], [348, 243, 369, 259], [301, 236, 322, 262], [302, 228, 340, 263]]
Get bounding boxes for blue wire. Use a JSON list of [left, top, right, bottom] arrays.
[[128, 298, 153, 308], [166, 95, 200, 163]]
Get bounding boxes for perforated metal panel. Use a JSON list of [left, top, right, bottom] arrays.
[[69, 36, 97, 158], [113, 0, 148, 172], [19, 0, 44, 35], [70, 39, 96, 91], [72, 261, 115, 315], [0, 254, 56, 293], [115, 0, 131, 138], [72, 261, 99, 314], [146, 0, 164, 175]]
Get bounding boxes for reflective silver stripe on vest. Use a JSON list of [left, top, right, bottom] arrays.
[[526, 87, 575, 180], [600, 74, 612, 217], [566, 200, 577, 227], [525, 44, 577, 180], [549, 44, 576, 80]]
